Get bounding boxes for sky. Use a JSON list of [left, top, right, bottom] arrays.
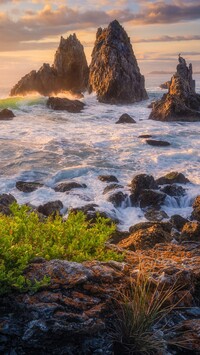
[[0, 0, 200, 88]]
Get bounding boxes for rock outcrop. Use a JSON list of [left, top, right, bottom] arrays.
[[10, 34, 89, 96], [89, 20, 148, 104], [149, 55, 200, 121]]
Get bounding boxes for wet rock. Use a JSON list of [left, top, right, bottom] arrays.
[[149, 56, 200, 122], [98, 175, 119, 183], [47, 97, 85, 113], [146, 139, 170, 147], [129, 221, 172, 234], [144, 209, 169, 222], [103, 183, 123, 195], [107, 191, 127, 208], [54, 181, 87, 193], [170, 214, 189, 231], [115, 113, 136, 124], [138, 189, 166, 209], [70, 204, 118, 224], [118, 222, 172, 250], [159, 81, 170, 89], [37, 200, 63, 217], [16, 181, 43, 193], [0, 193, 17, 215], [161, 184, 186, 197], [89, 20, 148, 104], [0, 108, 15, 120], [181, 221, 200, 241], [130, 174, 158, 204], [172, 319, 200, 352], [138, 134, 152, 138], [10, 34, 89, 96], [156, 172, 190, 185], [191, 195, 200, 221]]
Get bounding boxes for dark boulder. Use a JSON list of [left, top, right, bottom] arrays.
[[103, 184, 123, 195], [149, 56, 200, 122], [16, 181, 43, 193], [156, 172, 190, 185], [130, 174, 158, 204], [146, 139, 170, 147], [161, 184, 186, 197], [0, 108, 15, 120], [144, 209, 169, 222], [107, 191, 127, 208], [89, 20, 148, 104], [37, 200, 63, 217], [191, 195, 200, 221], [47, 97, 85, 113], [0, 193, 17, 215], [54, 181, 87, 193], [138, 134, 152, 138], [170, 214, 189, 231], [10, 34, 89, 96], [138, 189, 166, 209], [116, 114, 136, 124], [98, 175, 119, 183]]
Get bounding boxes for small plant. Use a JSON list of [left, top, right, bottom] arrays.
[[0, 203, 122, 294], [111, 264, 186, 355]]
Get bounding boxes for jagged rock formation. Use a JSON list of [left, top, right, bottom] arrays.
[[149, 55, 200, 121], [10, 34, 89, 96], [89, 20, 148, 104]]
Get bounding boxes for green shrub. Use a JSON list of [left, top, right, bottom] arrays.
[[0, 203, 122, 294]]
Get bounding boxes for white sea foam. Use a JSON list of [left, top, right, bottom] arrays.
[[0, 74, 200, 230]]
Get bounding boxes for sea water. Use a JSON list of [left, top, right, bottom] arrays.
[[0, 74, 200, 230]]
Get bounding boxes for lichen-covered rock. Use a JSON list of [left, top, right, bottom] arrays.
[[181, 221, 200, 241], [47, 97, 85, 112], [156, 171, 190, 185], [149, 56, 200, 122], [89, 20, 148, 104], [191, 195, 200, 221], [0, 108, 15, 120], [10, 34, 89, 96], [118, 222, 172, 250]]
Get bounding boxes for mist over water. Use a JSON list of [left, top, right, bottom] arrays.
[[0, 74, 200, 230]]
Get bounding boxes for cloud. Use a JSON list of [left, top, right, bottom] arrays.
[[133, 35, 200, 43]]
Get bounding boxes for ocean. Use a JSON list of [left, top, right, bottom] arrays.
[[0, 74, 200, 230]]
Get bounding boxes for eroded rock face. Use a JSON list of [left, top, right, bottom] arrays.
[[89, 20, 148, 104], [149, 56, 200, 122], [10, 35, 89, 96]]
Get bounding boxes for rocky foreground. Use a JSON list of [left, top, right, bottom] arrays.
[[1, 171, 200, 354], [149, 55, 200, 122]]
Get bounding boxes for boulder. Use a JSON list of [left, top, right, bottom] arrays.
[[118, 222, 172, 250], [156, 172, 190, 185], [103, 183, 123, 195], [170, 214, 189, 231], [16, 181, 43, 193], [159, 81, 170, 89], [0, 108, 15, 120], [144, 209, 169, 222], [70, 205, 118, 224], [107, 191, 127, 208], [10, 34, 89, 96], [149, 56, 200, 122], [138, 189, 166, 209], [181, 221, 200, 241], [191, 195, 200, 221], [138, 134, 152, 138], [146, 139, 170, 147], [88, 20, 148, 104], [0, 193, 17, 215], [161, 184, 186, 197], [116, 114, 136, 124], [129, 174, 158, 204], [54, 182, 87, 193], [47, 97, 85, 113], [98, 175, 119, 183], [37, 200, 63, 217]]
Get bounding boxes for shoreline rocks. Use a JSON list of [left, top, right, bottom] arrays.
[[47, 97, 85, 112], [0, 108, 15, 120], [89, 20, 148, 104], [116, 113, 136, 124]]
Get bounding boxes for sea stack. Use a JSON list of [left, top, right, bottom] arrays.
[[10, 34, 89, 96], [88, 20, 148, 104], [149, 55, 200, 122]]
